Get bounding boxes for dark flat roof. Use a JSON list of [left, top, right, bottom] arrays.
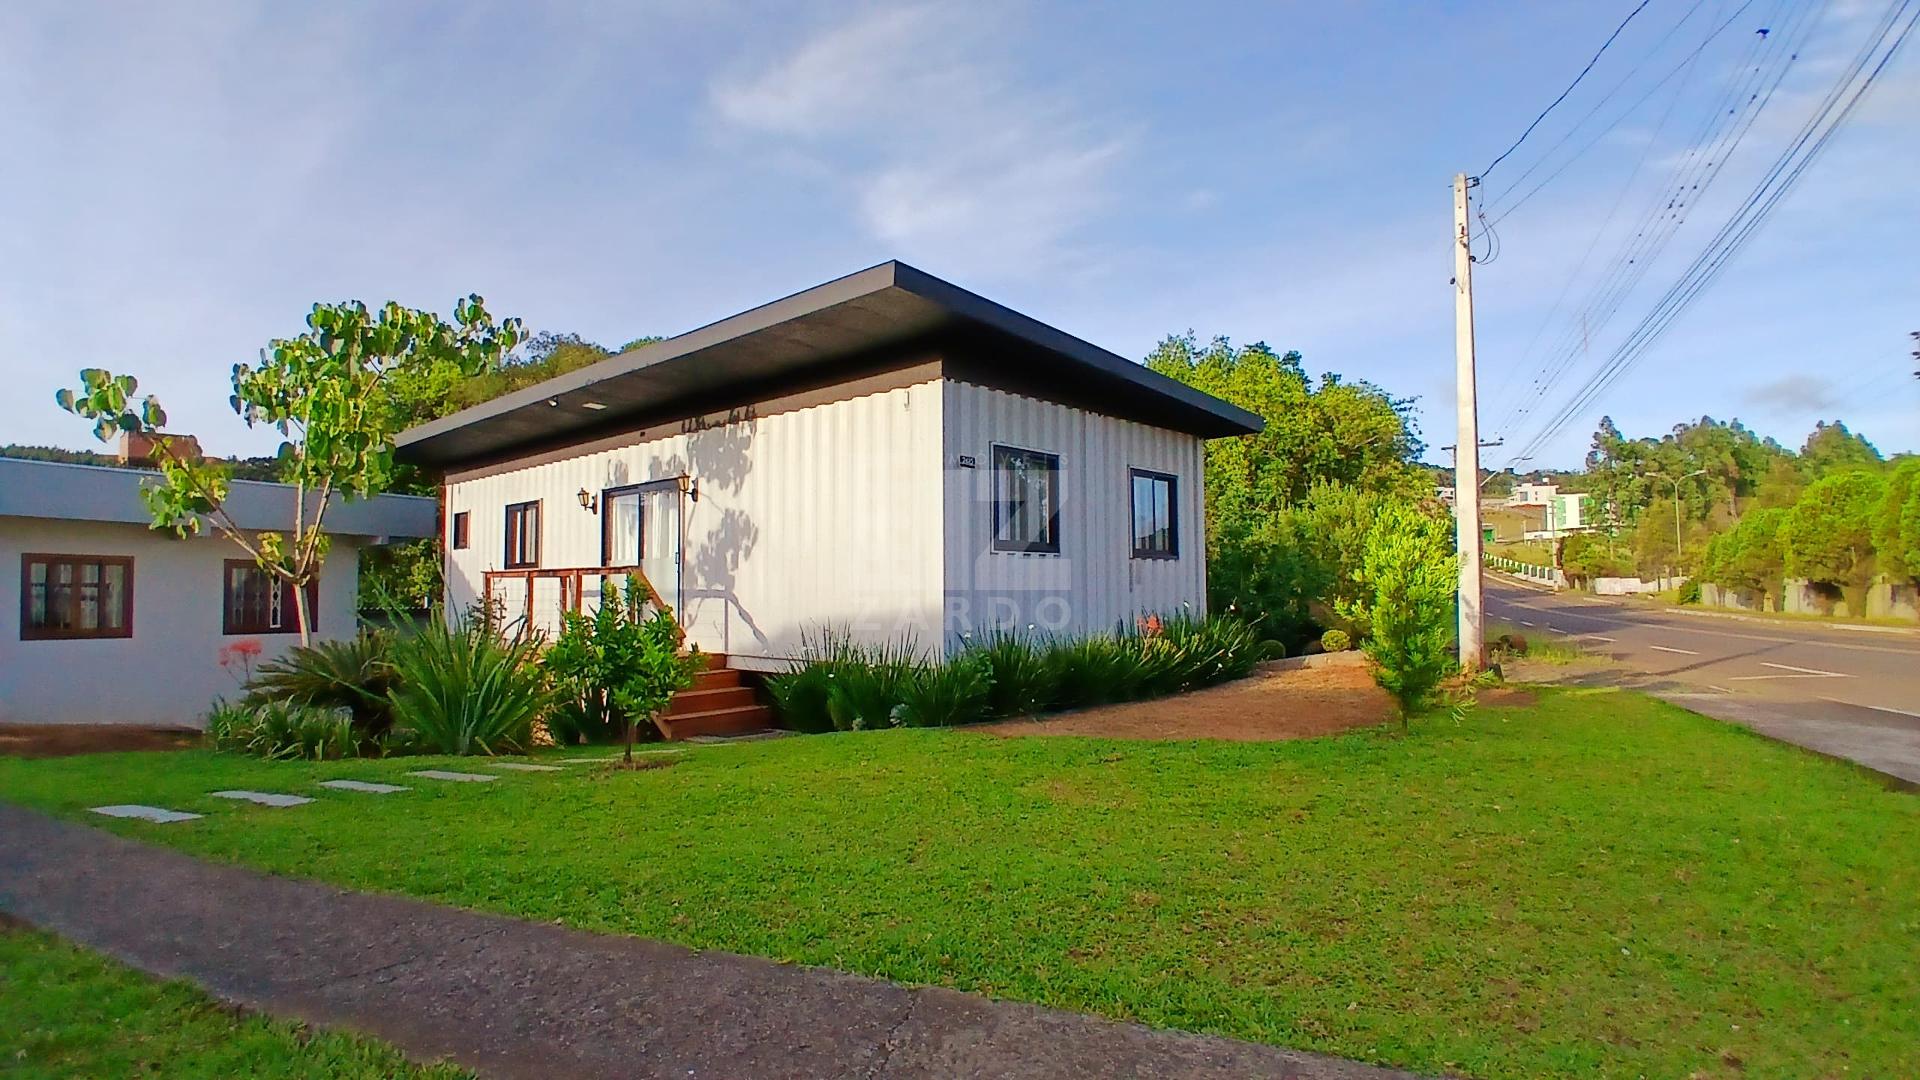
[[395, 261, 1262, 467]]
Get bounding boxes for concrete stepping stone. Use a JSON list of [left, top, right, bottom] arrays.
[[488, 762, 562, 772], [211, 790, 314, 808], [90, 804, 201, 823], [406, 770, 497, 783], [318, 780, 409, 794]]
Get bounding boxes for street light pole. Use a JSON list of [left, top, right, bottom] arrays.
[[1644, 468, 1706, 589]]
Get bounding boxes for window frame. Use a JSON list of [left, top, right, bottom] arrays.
[[1128, 468, 1180, 560], [503, 500, 541, 569], [990, 444, 1062, 555], [222, 560, 317, 636], [19, 553, 135, 641], [450, 510, 470, 550]]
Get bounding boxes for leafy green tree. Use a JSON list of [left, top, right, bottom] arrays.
[[1800, 421, 1882, 478], [1872, 458, 1920, 584], [57, 297, 523, 644], [1782, 470, 1887, 613], [1338, 501, 1457, 721], [542, 576, 700, 762], [1146, 334, 1425, 643], [1702, 507, 1789, 608]]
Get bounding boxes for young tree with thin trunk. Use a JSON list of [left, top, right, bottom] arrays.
[[57, 297, 523, 644]]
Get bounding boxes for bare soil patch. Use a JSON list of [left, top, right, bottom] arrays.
[[979, 654, 1396, 742], [0, 724, 199, 759]]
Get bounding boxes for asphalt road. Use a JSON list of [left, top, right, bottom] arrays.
[[1485, 575, 1920, 786]]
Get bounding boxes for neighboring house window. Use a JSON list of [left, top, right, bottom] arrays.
[[223, 561, 316, 635], [503, 500, 541, 568], [992, 445, 1060, 554], [1130, 469, 1178, 559], [20, 554, 133, 640], [450, 511, 470, 550]]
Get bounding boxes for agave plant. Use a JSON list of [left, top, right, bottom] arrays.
[[387, 616, 550, 756], [245, 632, 397, 740]]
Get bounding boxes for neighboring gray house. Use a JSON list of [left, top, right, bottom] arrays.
[[398, 262, 1261, 679], [0, 457, 436, 727]]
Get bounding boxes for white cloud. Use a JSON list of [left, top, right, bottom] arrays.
[[707, 4, 1134, 280]]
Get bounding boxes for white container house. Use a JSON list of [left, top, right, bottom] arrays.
[[0, 457, 436, 727], [398, 262, 1261, 671]]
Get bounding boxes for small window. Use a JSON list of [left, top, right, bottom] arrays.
[[223, 561, 316, 635], [1130, 469, 1178, 559], [992, 445, 1060, 554], [504, 500, 541, 568], [20, 554, 133, 640], [450, 511, 470, 550]]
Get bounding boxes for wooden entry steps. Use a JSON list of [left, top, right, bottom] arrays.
[[656, 654, 775, 740]]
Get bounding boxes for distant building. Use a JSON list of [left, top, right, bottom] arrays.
[[1505, 480, 1592, 540]]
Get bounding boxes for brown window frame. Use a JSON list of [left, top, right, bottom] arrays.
[[19, 554, 134, 640], [222, 560, 318, 636], [503, 500, 541, 569], [450, 510, 470, 550], [1129, 468, 1179, 560]]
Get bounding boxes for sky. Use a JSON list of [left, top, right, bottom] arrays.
[[2, 1, 1915, 471]]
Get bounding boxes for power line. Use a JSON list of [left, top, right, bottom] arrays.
[[1479, 0, 1720, 215], [1480, 0, 1656, 181], [1489, 0, 1811, 440], [1505, 0, 1918, 465]]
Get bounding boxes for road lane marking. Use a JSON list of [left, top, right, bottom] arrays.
[[1582, 635, 1617, 642], [1647, 645, 1698, 655], [1728, 662, 1853, 682], [1549, 627, 1569, 635], [1708, 685, 1732, 693], [1518, 620, 1536, 627], [1759, 662, 1849, 677], [1819, 698, 1920, 719]]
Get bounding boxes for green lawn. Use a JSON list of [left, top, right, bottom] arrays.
[[0, 926, 467, 1078], [2, 690, 1916, 1079]]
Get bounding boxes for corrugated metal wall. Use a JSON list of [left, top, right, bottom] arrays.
[[444, 368, 1211, 666], [941, 380, 1207, 650], [445, 375, 947, 666]]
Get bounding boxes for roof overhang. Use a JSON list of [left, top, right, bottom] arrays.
[[0, 457, 438, 540], [395, 261, 1263, 468]]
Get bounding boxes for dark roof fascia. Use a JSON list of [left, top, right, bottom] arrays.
[[396, 261, 1262, 467]]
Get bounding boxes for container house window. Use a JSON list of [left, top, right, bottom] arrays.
[[20, 554, 133, 640], [503, 500, 540, 568], [223, 561, 316, 635], [1130, 470, 1178, 559], [450, 511, 470, 550], [992, 446, 1060, 554]]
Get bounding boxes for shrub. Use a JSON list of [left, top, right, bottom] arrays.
[[825, 640, 918, 731], [1320, 628, 1351, 653], [895, 654, 993, 727], [1339, 502, 1458, 721], [768, 616, 1266, 733], [967, 630, 1053, 718], [541, 577, 701, 754], [244, 632, 396, 741], [1676, 579, 1702, 605], [205, 698, 361, 760], [387, 615, 549, 755]]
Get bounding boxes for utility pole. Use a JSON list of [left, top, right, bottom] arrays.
[[1452, 172, 1485, 671]]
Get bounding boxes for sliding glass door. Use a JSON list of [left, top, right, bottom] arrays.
[[602, 480, 682, 612]]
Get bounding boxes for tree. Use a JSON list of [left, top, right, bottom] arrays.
[[58, 297, 524, 644], [1799, 421, 1882, 478], [1873, 458, 1920, 585], [1702, 507, 1789, 608], [1145, 333, 1426, 645], [1339, 502, 1457, 721], [1782, 469, 1886, 614]]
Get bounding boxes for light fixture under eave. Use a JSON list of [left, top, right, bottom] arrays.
[[582, 401, 607, 410]]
